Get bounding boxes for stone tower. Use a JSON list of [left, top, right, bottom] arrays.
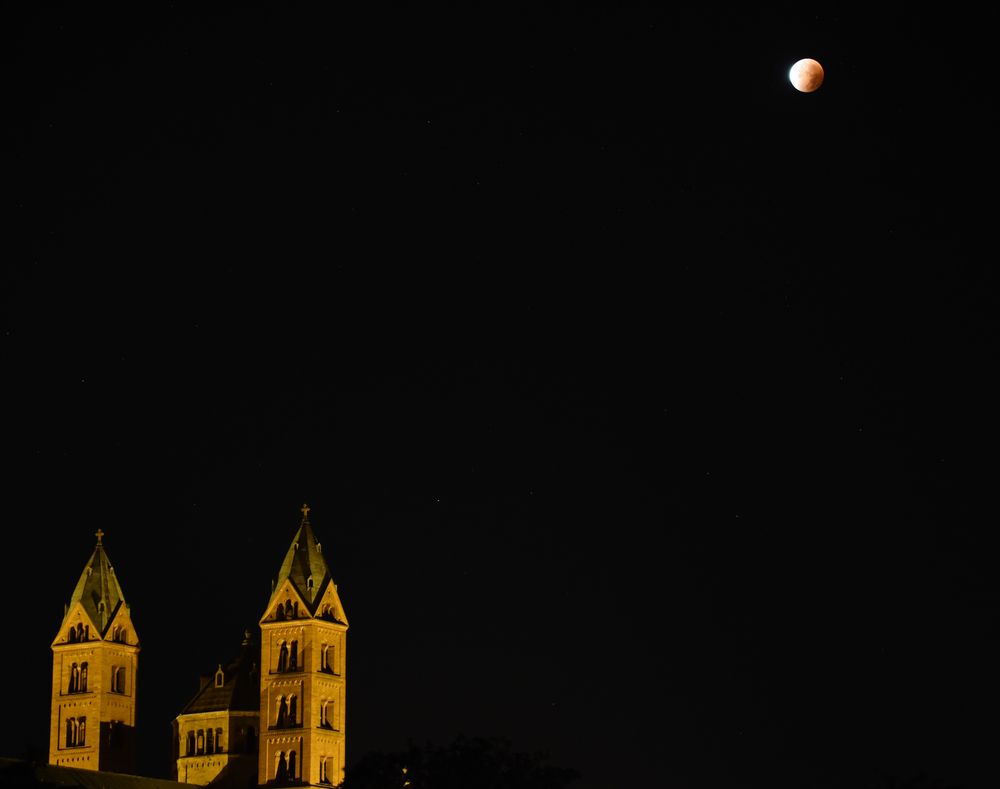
[[49, 530, 139, 773], [172, 630, 261, 786], [258, 505, 348, 787]]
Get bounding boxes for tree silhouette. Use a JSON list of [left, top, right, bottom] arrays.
[[344, 735, 580, 789], [880, 773, 967, 789]]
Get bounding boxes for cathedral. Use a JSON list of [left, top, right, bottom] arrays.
[[42, 505, 348, 789]]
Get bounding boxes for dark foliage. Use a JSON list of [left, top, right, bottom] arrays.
[[880, 775, 967, 789], [344, 736, 580, 789]]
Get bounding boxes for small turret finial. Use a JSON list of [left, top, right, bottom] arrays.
[[95, 529, 104, 545], [300, 503, 310, 522]]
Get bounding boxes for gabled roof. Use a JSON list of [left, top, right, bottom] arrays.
[[179, 631, 260, 715], [268, 504, 332, 612], [62, 530, 126, 636]]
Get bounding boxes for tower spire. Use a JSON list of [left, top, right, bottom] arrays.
[[268, 505, 330, 610], [62, 534, 126, 635], [51, 533, 140, 773], [259, 506, 348, 787]]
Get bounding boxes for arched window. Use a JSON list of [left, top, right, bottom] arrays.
[[113, 666, 126, 693], [292, 601, 299, 618], [277, 695, 288, 728], [64, 716, 82, 746], [197, 730, 205, 755], [97, 600, 105, 617], [307, 575, 314, 592], [320, 700, 329, 728], [84, 625, 89, 640], [186, 731, 195, 756], [277, 641, 288, 672], [320, 643, 328, 671], [80, 662, 88, 692], [215, 728, 224, 753], [69, 663, 79, 693], [215, 666, 225, 687], [287, 749, 297, 781], [288, 694, 297, 727], [276, 751, 288, 782], [319, 755, 327, 784], [289, 640, 298, 670], [246, 726, 256, 753]]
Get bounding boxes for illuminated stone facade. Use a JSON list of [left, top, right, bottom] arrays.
[[49, 507, 348, 789], [172, 634, 261, 786], [258, 506, 348, 788], [49, 531, 139, 774]]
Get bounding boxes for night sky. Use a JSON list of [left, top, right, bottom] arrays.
[[5, 4, 998, 789]]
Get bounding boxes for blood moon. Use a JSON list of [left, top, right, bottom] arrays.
[[789, 58, 824, 92]]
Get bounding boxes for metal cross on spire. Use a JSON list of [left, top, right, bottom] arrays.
[[301, 503, 310, 522], [95, 528, 104, 545]]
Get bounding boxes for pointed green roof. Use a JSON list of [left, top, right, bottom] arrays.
[[64, 529, 126, 635], [270, 504, 332, 611]]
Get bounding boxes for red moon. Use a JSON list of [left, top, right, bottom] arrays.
[[789, 58, 824, 92]]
